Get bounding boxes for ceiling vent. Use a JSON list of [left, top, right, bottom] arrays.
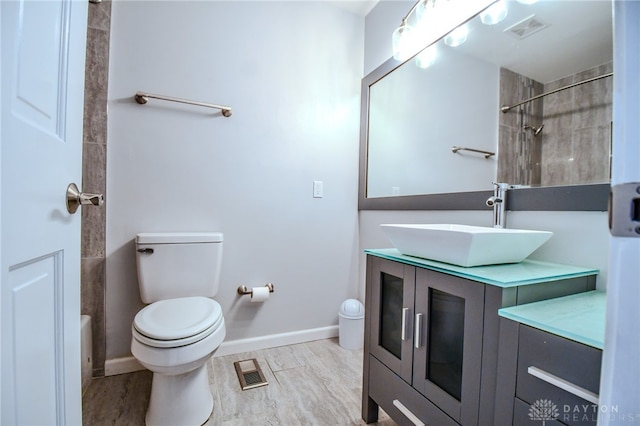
[[504, 15, 549, 40]]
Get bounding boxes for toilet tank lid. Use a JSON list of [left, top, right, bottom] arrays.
[[136, 232, 223, 244]]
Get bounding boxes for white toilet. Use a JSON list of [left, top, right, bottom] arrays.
[[131, 232, 226, 426]]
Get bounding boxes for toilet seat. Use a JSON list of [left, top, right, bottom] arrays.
[[133, 297, 223, 348]]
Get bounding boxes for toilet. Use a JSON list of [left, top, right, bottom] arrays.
[[131, 232, 226, 426]]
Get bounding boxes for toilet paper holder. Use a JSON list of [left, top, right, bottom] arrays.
[[237, 283, 275, 296]]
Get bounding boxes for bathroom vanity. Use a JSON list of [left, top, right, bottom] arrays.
[[494, 291, 605, 426], [362, 249, 599, 426]]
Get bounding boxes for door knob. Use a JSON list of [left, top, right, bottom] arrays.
[[66, 183, 104, 214]]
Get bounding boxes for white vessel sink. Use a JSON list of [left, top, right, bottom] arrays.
[[380, 224, 553, 267]]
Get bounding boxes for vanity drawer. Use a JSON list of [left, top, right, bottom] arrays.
[[516, 325, 601, 425], [369, 355, 457, 426]]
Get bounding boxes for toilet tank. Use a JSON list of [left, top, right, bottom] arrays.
[[135, 232, 223, 304]]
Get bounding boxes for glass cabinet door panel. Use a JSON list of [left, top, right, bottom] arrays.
[[379, 272, 403, 359], [427, 288, 465, 401], [367, 256, 415, 383], [413, 269, 484, 424]]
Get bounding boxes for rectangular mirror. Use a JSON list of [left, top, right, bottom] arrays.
[[359, 0, 612, 211]]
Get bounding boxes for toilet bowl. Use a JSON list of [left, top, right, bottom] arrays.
[[130, 232, 225, 426], [131, 297, 225, 425]]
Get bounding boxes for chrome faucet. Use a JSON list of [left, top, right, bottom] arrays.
[[486, 182, 510, 228]]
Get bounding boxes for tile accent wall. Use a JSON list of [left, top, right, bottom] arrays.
[[82, 0, 111, 377], [498, 68, 543, 185], [541, 62, 613, 186], [498, 63, 612, 187]]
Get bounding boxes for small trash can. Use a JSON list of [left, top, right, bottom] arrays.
[[339, 299, 365, 350]]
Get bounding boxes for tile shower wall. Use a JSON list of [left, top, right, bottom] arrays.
[[541, 62, 612, 186], [498, 63, 612, 186], [498, 68, 543, 185], [81, 0, 111, 377]]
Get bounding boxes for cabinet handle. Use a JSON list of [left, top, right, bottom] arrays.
[[528, 366, 599, 405], [401, 308, 409, 341], [414, 313, 423, 349], [392, 399, 426, 426]]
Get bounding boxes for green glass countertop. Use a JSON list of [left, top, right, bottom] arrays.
[[499, 291, 606, 349], [365, 248, 598, 288]]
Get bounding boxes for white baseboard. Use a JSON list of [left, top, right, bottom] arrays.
[[104, 325, 339, 375], [213, 325, 339, 357], [105, 356, 144, 376]]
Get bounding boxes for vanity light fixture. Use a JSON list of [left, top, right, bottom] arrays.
[[415, 0, 437, 23], [392, 22, 417, 61], [444, 24, 469, 47], [415, 45, 438, 69], [391, 0, 492, 63], [480, 0, 508, 25], [392, 0, 451, 61]]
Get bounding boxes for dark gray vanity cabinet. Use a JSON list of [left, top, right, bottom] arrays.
[[365, 256, 484, 425], [412, 268, 485, 424], [362, 252, 598, 426], [495, 320, 602, 426], [367, 258, 415, 385]]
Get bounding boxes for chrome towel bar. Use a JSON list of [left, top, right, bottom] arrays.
[[451, 146, 495, 159], [134, 91, 232, 117]]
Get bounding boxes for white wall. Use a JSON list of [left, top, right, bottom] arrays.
[[106, 1, 364, 362], [358, 0, 610, 300]]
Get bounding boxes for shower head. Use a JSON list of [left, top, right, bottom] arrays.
[[524, 124, 544, 136]]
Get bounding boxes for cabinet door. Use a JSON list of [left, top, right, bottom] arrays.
[[413, 269, 485, 425], [368, 256, 415, 384]]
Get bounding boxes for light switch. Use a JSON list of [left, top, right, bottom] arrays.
[[313, 181, 323, 198]]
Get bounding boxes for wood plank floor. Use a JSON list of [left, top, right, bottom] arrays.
[[82, 338, 396, 425]]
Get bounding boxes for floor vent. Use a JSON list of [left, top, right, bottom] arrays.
[[234, 358, 268, 391]]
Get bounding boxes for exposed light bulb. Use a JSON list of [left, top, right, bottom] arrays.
[[516, 0, 538, 4], [415, 45, 438, 69], [480, 0, 508, 25], [415, 0, 437, 23], [444, 24, 468, 47], [392, 23, 417, 61]]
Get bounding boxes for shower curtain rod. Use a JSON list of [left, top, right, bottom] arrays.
[[500, 72, 613, 113], [134, 91, 232, 117]]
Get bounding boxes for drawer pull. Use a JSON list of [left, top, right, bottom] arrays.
[[392, 399, 425, 426], [528, 366, 599, 405], [415, 313, 423, 349], [401, 307, 409, 341]]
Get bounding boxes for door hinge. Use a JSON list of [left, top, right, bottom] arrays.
[[609, 183, 640, 237]]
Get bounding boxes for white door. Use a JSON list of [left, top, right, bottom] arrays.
[[599, 1, 640, 418], [1, 0, 88, 424]]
